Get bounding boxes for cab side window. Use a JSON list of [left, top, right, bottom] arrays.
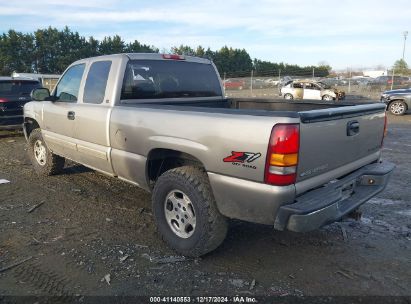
[[55, 64, 85, 102], [83, 61, 112, 104], [304, 83, 320, 90], [293, 82, 303, 89], [305, 83, 318, 90]]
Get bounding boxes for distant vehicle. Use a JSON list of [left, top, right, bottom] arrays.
[[371, 76, 406, 86], [400, 76, 411, 84], [320, 78, 339, 87], [246, 78, 268, 89], [320, 78, 349, 86], [280, 80, 345, 101], [11, 72, 60, 91], [264, 78, 280, 87], [0, 77, 41, 129], [355, 77, 374, 86], [223, 78, 245, 90], [380, 88, 411, 115]]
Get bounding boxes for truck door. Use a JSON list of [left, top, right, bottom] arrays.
[[42, 63, 86, 158], [303, 83, 322, 100], [72, 60, 115, 175]]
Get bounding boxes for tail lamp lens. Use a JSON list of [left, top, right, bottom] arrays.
[[265, 124, 300, 186]]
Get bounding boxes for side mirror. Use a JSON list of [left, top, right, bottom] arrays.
[[31, 88, 51, 101]]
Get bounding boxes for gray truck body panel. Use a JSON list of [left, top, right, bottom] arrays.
[[24, 53, 393, 228]]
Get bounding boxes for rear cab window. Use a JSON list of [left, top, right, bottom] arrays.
[[83, 61, 112, 104], [120, 60, 222, 101]]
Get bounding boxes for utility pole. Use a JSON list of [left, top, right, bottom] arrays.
[[250, 70, 254, 96], [403, 31, 408, 61], [312, 67, 315, 80], [278, 69, 281, 95], [391, 68, 395, 91], [348, 68, 352, 93]]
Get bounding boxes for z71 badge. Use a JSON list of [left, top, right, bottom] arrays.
[[223, 151, 261, 169]]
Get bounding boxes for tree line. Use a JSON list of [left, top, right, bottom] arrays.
[[0, 26, 331, 77]]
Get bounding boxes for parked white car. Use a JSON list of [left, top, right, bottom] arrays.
[[280, 80, 345, 101]]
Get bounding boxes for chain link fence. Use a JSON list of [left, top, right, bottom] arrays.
[[221, 68, 411, 101]]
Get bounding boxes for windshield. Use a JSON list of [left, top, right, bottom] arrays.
[[121, 60, 222, 100], [0, 80, 41, 96]]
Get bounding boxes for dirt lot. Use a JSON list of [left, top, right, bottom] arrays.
[[0, 114, 410, 300]]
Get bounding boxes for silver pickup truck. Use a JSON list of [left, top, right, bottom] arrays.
[[24, 53, 394, 256]]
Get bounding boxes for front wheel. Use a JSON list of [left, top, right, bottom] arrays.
[[389, 100, 407, 115], [28, 128, 65, 176], [322, 94, 334, 101], [284, 93, 293, 100], [152, 166, 228, 257]]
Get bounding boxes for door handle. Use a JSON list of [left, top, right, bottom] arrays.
[[347, 120, 360, 136], [67, 111, 75, 120]]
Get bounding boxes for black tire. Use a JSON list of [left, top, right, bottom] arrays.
[[388, 100, 407, 116], [28, 128, 65, 176], [152, 166, 228, 257], [284, 93, 293, 100], [322, 94, 333, 101]]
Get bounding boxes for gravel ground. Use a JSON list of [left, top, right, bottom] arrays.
[[0, 114, 410, 300]]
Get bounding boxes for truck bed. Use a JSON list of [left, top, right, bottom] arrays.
[[122, 98, 380, 115], [117, 99, 386, 190]]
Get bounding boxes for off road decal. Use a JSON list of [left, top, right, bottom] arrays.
[[223, 152, 261, 163]]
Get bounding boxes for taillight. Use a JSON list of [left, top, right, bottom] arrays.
[[381, 112, 387, 146], [0, 98, 8, 103], [162, 54, 185, 60], [265, 124, 300, 186]]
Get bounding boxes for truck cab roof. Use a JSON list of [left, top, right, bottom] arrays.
[[69, 53, 212, 66]]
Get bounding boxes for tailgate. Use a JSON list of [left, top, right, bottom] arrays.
[[296, 104, 386, 192]]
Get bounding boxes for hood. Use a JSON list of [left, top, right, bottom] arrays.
[[382, 88, 411, 95]]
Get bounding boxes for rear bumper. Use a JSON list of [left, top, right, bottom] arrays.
[[0, 114, 24, 130], [274, 161, 395, 232], [0, 124, 23, 130], [208, 172, 295, 225]]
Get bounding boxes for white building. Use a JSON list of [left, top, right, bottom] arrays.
[[363, 70, 388, 78]]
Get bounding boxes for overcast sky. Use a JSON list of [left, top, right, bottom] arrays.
[[0, 0, 410, 69]]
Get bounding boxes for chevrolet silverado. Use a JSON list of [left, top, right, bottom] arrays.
[[24, 53, 394, 256]]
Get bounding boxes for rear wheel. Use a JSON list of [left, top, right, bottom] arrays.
[[152, 166, 228, 257], [284, 93, 293, 100], [389, 100, 407, 115], [28, 129, 65, 176]]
